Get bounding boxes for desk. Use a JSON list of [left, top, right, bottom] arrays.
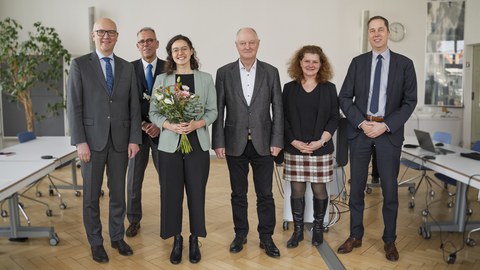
[[401, 138, 480, 238], [0, 136, 80, 193], [0, 137, 77, 245]]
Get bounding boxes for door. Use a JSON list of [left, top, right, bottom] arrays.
[[471, 45, 480, 144]]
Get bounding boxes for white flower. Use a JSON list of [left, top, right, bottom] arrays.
[[154, 93, 163, 101], [164, 98, 174, 105], [182, 85, 190, 91]]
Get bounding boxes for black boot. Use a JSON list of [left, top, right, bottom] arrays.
[[170, 235, 183, 264], [312, 198, 328, 246], [189, 235, 201, 263], [287, 197, 305, 248]]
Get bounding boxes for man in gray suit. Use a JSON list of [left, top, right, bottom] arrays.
[[212, 27, 284, 258], [68, 18, 142, 263]]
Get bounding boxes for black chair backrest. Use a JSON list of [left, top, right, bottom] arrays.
[[336, 117, 349, 167]]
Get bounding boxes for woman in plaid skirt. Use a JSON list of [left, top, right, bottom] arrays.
[[282, 45, 339, 248]]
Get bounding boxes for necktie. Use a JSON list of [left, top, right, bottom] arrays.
[[370, 55, 383, 114], [103, 57, 114, 95], [146, 63, 153, 95]]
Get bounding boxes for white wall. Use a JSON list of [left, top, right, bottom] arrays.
[[1, 0, 479, 142], [0, 0, 427, 90]]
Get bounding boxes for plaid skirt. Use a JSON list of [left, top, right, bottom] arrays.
[[283, 152, 333, 183]]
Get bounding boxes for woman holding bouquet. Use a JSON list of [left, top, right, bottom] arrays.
[[149, 34, 217, 265]]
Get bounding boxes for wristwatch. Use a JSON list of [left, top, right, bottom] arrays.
[[320, 140, 327, 147]]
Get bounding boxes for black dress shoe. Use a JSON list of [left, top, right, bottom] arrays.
[[189, 235, 201, 263], [91, 245, 109, 263], [126, 222, 140, 237], [170, 235, 183, 264], [111, 239, 133, 256], [229, 235, 247, 253], [260, 238, 281, 258]]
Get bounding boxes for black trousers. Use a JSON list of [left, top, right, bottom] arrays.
[[348, 133, 401, 243], [226, 141, 275, 241], [126, 135, 160, 224], [158, 132, 209, 239]]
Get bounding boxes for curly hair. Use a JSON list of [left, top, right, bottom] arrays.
[[164, 34, 200, 74], [287, 45, 333, 84]]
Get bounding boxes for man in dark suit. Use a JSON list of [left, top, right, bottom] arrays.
[[126, 27, 165, 237], [67, 18, 142, 263], [212, 27, 284, 258], [337, 16, 417, 261]]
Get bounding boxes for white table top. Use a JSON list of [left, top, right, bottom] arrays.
[[0, 136, 75, 162], [0, 136, 77, 201], [402, 137, 480, 189]]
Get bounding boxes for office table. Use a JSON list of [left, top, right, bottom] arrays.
[[401, 139, 480, 238], [0, 137, 77, 245], [0, 136, 81, 194]]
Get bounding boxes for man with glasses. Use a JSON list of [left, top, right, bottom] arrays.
[[68, 18, 142, 263], [126, 27, 165, 238]]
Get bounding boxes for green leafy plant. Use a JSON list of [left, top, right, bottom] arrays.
[[0, 17, 71, 132]]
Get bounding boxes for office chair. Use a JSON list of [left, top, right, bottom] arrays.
[[400, 131, 452, 209], [432, 132, 452, 145]]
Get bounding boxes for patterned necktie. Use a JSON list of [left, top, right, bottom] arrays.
[[146, 63, 153, 95], [103, 57, 114, 95], [370, 55, 383, 114]]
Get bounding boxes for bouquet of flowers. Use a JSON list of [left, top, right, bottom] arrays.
[[145, 76, 203, 154]]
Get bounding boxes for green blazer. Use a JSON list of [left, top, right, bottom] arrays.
[[149, 70, 218, 153]]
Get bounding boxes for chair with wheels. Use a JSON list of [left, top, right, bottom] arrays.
[[399, 131, 452, 209]]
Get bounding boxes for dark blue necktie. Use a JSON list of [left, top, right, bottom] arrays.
[[370, 55, 383, 114], [103, 57, 114, 95], [146, 63, 153, 95]]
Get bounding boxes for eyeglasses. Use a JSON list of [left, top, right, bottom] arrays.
[[94, 30, 118, 37], [137, 38, 157, 46]]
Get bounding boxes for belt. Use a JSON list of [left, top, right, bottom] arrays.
[[366, 115, 385, 122]]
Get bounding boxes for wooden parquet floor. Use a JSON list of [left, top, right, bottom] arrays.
[[1, 158, 480, 270]]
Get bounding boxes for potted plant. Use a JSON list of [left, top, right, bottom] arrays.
[[0, 17, 71, 132]]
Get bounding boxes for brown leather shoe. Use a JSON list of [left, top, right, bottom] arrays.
[[384, 242, 399, 261], [337, 237, 362, 254]]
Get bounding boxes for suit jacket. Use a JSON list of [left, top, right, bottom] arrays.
[[212, 59, 284, 156], [149, 70, 218, 153], [68, 52, 142, 151], [131, 58, 166, 144], [338, 50, 417, 147], [283, 80, 339, 156]]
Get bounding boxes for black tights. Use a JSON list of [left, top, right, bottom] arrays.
[[290, 181, 328, 200]]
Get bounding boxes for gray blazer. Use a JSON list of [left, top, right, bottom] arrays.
[[149, 70, 218, 153], [68, 52, 142, 151], [212, 59, 284, 156]]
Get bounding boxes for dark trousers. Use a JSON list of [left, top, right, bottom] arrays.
[[158, 133, 209, 239], [81, 137, 128, 246], [371, 145, 379, 178], [348, 133, 401, 243], [126, 135, 160, 224], [226, 141, 275, 241]]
